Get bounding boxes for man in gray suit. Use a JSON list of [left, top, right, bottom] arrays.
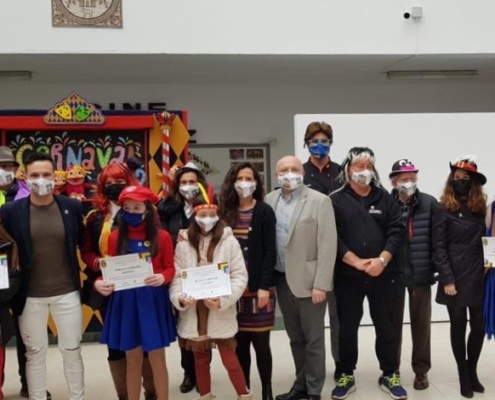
[[266, 155, 337, 400]]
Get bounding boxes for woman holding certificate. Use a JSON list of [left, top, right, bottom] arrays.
[[218, 162, 277, 400], [81, 162, 157, 400], [170, 188, 251, 400], [432, 156, 487, 399], [96, 185, 177, 400]]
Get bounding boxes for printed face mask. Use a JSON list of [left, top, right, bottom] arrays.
[[235, 181, 256, 198], [27, 178, 54, 196], [397, 181, 417, 196], [121, 211, 145, 227], [195, 216, 219, 233], [179, 184, 200, 200], [351, 169, 374, 186], [277, 172, 303, 191], [0, 169, 14, 186], [453, 179, 472, 196]]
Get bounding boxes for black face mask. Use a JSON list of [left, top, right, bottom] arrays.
[[453, 179, 472, 196], [104, 183, 126, 202]]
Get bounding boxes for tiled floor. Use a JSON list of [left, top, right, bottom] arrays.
[[3, 322, 495, 399]]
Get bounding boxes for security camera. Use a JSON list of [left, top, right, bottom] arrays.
[[403, 6, 423, 20], [403, 12, 411, 19]]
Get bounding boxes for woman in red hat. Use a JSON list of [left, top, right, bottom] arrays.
[[81, 161, 157, 400], [170, 186, 251, 400], [95, 185, 177, 400], [432, 155, 487, 398]]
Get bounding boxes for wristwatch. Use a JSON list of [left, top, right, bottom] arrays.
[[379, 256, 388, 267]]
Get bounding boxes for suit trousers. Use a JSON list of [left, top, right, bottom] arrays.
[[335, 274, 399, 375], [276, 273, 326, 395], [393, 284, 432, 375], [19, 291, 84, 400]]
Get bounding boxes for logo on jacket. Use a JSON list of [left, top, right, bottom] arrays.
[[369, 205, 382, 215]]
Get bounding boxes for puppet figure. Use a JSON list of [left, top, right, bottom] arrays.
[[54, 170, 68, 195], [66, 164, 94, 200]]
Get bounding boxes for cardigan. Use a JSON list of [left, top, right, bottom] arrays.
[[170, 227, 248, 340]]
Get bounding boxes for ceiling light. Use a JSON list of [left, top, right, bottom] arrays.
[[0, 71, 33, 81], [386, 70, 478, 80]]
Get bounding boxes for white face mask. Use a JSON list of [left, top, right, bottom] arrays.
[[0, 169, 14, 186], [351, 169, 374, 186], [235, 181, 256, 198], [277, 172, 303, 191], [397, 181, 417, 196], [179, 184, 199, 200], [195, 215, 220, 233], [27, 178, 55, 196]]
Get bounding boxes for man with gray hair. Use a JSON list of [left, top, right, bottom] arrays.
[[329, 147, 406, 400], [266, 155, 337, 400]]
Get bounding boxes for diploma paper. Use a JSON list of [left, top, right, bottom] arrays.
[[181, 263, 232, 300], [100, 253, 153, 291], [482, 237, 495, 267], [0, 254, 8, 290]]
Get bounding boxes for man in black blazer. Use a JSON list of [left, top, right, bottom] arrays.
[[2, 153, 85, 400]]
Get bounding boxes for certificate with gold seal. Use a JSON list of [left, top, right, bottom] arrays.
[[181, 263, 232, 300], [482, 237, 495, 268], [100, 253, 153, 291]]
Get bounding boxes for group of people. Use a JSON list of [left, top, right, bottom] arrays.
[[0, 118, 491, 400]]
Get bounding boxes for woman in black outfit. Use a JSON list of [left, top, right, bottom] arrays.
[[218, 162, 277, 400], [157, 163, 209, 394], [432, 156, 487, 399]]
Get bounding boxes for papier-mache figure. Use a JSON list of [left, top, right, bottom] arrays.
[[54, 170, 68, 196], [66, 164, 95, 200]]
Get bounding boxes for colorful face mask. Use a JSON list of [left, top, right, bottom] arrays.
[[235, 181, 256, 198], [27, 178, 54, 196], [277, 172, 303, 191], [179, 184, 200, 200], [195, 216, 219, 233], [351, 169, 374, 186], [308, 143, 331, 158]]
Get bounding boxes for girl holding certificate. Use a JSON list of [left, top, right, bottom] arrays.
[[170, 187, 251, 400], [218, 162, 277, 400], [432, 156, 487, 399], [81, 162, 157, 400], [96, 186, 177, 400]]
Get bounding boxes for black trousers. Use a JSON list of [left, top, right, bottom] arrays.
[[181, 347, 196, 380], [13, 315, 27, 388], [335, 274, 399, 375], [447, 306, 484, 367], [235, 331, 272, 388]]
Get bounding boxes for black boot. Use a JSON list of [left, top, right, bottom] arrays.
[[458, 364, 474, 398], [262, 385, 274, 400], [467, 360, 485, 393]]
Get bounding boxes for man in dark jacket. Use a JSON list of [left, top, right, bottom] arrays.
[[2, 153, 85, 400], [301, 121, 342, 380], [389, 159, 437, 391], [330, 147, 406, 400]]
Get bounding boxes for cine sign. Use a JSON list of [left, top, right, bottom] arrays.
[[94, 102, 167, 111]]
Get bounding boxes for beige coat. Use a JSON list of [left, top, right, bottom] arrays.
[[170, 227, 248, 340], [265, 185, 337, 297]]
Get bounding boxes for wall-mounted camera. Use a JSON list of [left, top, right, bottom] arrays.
[[403, 6, 423, 20]]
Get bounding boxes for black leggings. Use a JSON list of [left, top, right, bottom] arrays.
[[235, 331, 272, 388], [447, 306, 484, 366]]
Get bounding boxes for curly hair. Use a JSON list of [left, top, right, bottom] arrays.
[[440, 172, 487, 215], [218, 162, 265, 227], [95, 163, 140, 214]]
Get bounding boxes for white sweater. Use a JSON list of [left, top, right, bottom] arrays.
[[170, 227, 248, 340]]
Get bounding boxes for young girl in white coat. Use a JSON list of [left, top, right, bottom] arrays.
[[170, 187, 251, 400]]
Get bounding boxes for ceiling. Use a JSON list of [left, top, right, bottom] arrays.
[[1, 54, 495, 85]]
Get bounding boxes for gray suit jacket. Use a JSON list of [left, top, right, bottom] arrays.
[[266, 185, 337, 298]]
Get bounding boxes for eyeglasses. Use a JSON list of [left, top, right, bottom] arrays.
[[306, 138, 331, 147]]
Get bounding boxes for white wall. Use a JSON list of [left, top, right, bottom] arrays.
[[2, 1, 495, 55], [1, 80, 495, 191]]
